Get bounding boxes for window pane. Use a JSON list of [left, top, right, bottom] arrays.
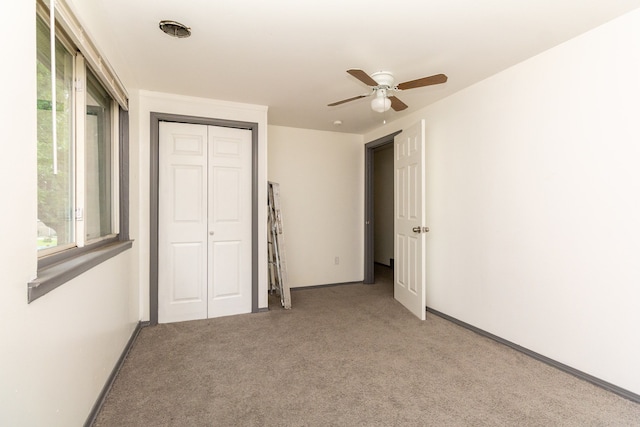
[[36, 16, 74, 251], [85, 70, 113, 241]]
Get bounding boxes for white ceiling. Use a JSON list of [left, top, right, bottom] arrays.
[[81, 0, 640, 134]]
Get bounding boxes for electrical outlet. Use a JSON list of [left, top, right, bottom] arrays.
[[334, 256, 340, 265]]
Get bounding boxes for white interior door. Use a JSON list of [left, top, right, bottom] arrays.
[[158, 122, 251, 323], [207, 126, 252, 318], [394, 119, 427, 320], [159, 122, 209, 323]]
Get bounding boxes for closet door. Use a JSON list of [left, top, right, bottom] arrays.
[[158, 122, 252, 323], [207, 126, 252, 318], [159, 122, 209, 323]]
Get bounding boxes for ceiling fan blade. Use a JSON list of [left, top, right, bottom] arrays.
[[397, 74, 448, 90], [389, 96, 408, 111], [347, 69, 378, 86], [327, 94, 367, 107]]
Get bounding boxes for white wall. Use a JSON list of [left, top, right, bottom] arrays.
[[365, 8, 640, 395], [373, 145, 394, 266], [268, 126, 364, 287], [135, 90, 269, 315], [0, 2, 140, 426]]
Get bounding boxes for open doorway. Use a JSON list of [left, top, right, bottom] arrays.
[[364, 131, 401, 284]]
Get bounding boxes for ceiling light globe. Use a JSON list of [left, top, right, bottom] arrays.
[[371, 96, 391, 113]]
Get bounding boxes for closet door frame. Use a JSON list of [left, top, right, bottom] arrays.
[[150, 112, 259, 326]]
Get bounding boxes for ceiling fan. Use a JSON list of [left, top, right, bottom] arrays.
[[328, 69, 448, 113]]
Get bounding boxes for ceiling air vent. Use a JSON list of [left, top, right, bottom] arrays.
[[159, 20, 191, 38]]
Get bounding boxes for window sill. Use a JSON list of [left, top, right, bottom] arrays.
[[28, 239, 133, 303]]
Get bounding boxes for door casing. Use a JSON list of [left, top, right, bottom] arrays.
[[150, 112, 259, 325]]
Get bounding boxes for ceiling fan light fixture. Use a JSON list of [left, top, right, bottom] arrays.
[[329, 69, 447, 113], [371, 91, 391, 113], [159, 20, 191, 38]]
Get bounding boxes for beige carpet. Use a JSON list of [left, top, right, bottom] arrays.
[[94, 266, 640, 426]]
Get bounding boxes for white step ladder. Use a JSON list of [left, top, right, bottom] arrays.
[[268, 182, 291, 309]]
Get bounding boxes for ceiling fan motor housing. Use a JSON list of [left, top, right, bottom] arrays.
[[371, 71, 395, 89]]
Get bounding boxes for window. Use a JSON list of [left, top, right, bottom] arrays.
[[30, 0, 131, 302], [36, 15, 74, 251], [85, 69, 115, 241]]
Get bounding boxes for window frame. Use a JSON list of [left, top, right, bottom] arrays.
[[29, 0, 132, 303], [29, 107, 131, 303]]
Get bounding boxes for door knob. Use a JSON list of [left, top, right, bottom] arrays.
[[412, 226, 430, 233]]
